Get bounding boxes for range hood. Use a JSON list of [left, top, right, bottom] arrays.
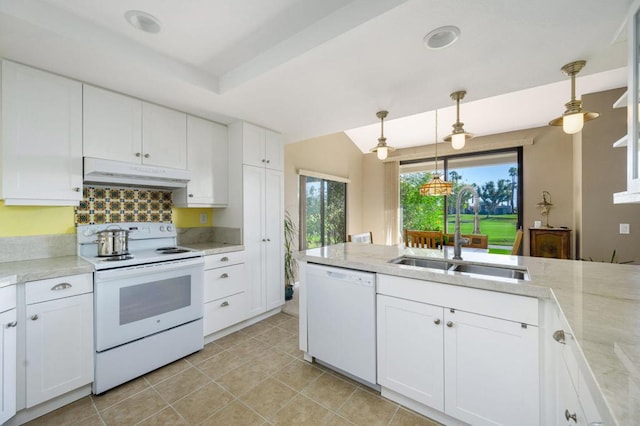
[[83, 157, 191, 188]]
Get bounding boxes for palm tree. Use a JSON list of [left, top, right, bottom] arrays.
[[508, 167, 518, 213]]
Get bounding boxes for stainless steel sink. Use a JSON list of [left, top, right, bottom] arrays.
[[389, 256, 529, 281], [448, 263, 529, 281], [389, 256, 450, 270]]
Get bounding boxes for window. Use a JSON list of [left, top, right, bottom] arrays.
[[299, 175, 347, 250], [400, 148, 522, 253]]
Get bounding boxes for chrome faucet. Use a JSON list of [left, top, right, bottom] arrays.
[[453, 185, 481, 260]]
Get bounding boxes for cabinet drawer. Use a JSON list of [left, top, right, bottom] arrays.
[[378, 274, 538, 325], [0, 285, 16, 312], [203, 292, 247, 335], [205, 251, 245, 269], [204, 264, 245, 302], [26, 273, 93, 305]]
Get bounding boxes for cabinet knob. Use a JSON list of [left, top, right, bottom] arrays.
[[220, 257, 229, 262], [220, 273, 229, 278], [221, 301, 230, 307], [144, 153, 150, 158], [553, 329, 566, 344], [73, 187, 81, 192], [135, 152, 141, 157], [6, 321, 17, 328], [261, 159, 266, 163], [434, 319, 441, 325], [31, 314, 39, 321], [266, 159, 270, 163], [565, 409, 577, 422], [188, 193, 194, 198], [446, 321, 453, 328], [262, 238, 267, 242], [266, 238, 271, 242]]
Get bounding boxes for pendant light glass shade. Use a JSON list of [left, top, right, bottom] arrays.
[[370, 110, 395, 160], [444, 90, 473, 150], [420, 110, 453, 196], [549, 60, 599, 134]]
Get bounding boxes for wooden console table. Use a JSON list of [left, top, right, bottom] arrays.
[[529, 227, 571, 259]]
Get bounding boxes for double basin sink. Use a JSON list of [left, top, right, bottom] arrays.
[[389, 256, 530, 281]]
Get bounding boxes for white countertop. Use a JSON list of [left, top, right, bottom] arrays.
[[295, 243, 640, 425]]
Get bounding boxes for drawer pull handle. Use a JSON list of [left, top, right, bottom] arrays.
[[6, 321, 17, 328], [220, 257, 229, 262], [446, 321, 453, 328], [434, 319, 441, 325], [553, 329, 566, 344], [221, 301, 230, 307], [220, 273, 229, 278], [565, 409, 577, 422], [31, 314, 39, 321], [73, 187, 81, 192], [51, 283, 72, 291]]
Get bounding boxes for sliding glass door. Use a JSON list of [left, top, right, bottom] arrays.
[[299, 175, 347, 250]]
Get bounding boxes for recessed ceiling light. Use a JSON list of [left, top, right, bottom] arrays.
[[423, 25, 460, 50], [124, 10, 161, 34]]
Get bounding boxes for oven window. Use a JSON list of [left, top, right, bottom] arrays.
[[119, 276, 191, 325]]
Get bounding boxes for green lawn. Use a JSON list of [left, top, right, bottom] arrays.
[[447, 214, 517, 246]]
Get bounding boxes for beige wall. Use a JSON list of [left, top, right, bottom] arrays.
[[284, 132, 364, 249], [581, 88, 639, 263]]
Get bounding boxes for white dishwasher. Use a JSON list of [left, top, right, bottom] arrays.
[[306, 263, 376, 385]]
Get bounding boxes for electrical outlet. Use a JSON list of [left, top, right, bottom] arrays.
[[620, 223, 630, 234], [199, 213, 208, 224]]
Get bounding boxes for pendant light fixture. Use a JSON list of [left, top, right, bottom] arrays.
[[420, 110, 453, 196], [549, 60, 599, 134], [444, 90, 473, 150], [370, 110, 395, 160]]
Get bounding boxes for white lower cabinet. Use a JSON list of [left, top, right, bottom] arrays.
[[0, 285, 17, 425], [377, 275, 539, 426], [203, 252, 247, 336], [24, 274, 93, 408]]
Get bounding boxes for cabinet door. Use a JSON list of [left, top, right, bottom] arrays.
[[265, 169, 284, 310], [211, 121, 229, 206], [183, 116, 215, 205], [83, 84, 142, 163], [1, 61, 82, 205], [377, 295, 444, 410], [242, 123, 266, 167], [25, 293, 93, 407], [142, 102, 187, 169], [243, 165, 266, 317], [444, 310, 539, 426], [0, 309, 17, 425], [555, 352, 588, 426], [264, 130, 284, 171]]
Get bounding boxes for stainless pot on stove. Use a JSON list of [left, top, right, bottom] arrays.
[[96, 227, 130, 256]]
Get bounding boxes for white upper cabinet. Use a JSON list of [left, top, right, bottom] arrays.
[[174, 116, 228, 207], [142, 102, 187, 169], [1, 61, 83, 206], [83, 85, 142, 164], [83, 85, 187, 170], [615, 0, 640, 203], [241, 122, 283, 170]]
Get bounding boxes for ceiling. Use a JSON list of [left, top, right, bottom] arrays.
[[0, 0, 632, 149]]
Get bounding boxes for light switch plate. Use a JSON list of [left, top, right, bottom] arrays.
[[620, 223, 630, 234], [200, 213, 208, 224]]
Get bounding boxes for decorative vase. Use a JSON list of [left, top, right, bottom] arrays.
[[285, 286, 294, 301]]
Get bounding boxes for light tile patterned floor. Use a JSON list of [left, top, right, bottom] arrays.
[[26, 313, 440, 426]]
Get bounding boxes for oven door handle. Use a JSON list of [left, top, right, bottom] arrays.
[[95, 257, 204, 281]]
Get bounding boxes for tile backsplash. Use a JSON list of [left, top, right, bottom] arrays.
[[75, 186, 173, 225]]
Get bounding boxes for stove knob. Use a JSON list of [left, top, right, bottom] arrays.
[[167, 225, 174, 232], [159, 226, 166, 232]]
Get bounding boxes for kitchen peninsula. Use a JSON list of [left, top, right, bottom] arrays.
[[295, 243, 640, 426]]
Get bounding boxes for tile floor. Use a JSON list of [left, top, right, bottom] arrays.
[[26, 312, 440, 426]]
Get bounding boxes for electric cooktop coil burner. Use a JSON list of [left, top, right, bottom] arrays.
[[103, 255, 134, 261], [156, 247, 191, 254]]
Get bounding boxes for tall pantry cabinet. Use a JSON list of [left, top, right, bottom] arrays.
[[216, 122, 284, 318]]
